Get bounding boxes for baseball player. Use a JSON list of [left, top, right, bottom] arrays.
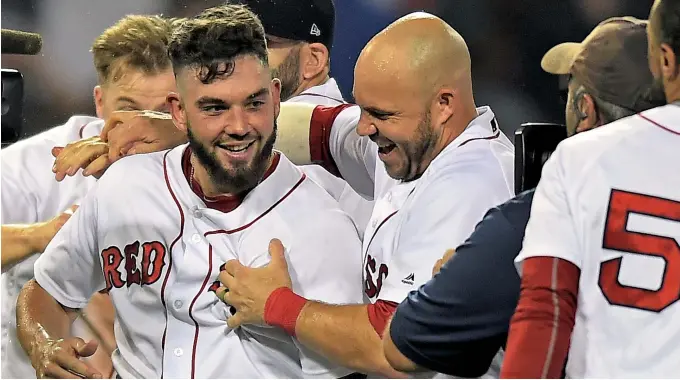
[[382, 16, 667, 378], [240, 0, 343, 105], [1, 15, 179, 379], [216, 12, 514, 378], [16, 5, 364, 379], [501, 1, 680, 377]]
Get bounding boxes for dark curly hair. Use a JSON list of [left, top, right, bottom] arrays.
[[168, 4, 268, 84]]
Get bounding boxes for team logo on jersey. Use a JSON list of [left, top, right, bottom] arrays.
[[100, 240, 167, 290], [207, 263, 236, 314], [364, 254, 389, 298], [208, 263, 226, 294]]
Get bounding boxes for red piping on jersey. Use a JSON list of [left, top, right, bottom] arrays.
[[185, 173, 306, 376], [203, 173, 306, 236], [294, 92, 345, 105], [78, 124, 87, 139], [160, 150, 185, 379], [457, 129, 501, 147], [637, 113, 680, 136], [189, 245, 214, 379], [365, 210, 398, 254]]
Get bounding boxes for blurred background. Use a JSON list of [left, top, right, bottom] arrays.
[[2, 0, 654, 138]]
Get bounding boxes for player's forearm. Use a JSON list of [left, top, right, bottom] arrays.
[[292, 301, 405, 377], [1, 224, 46, 271], [16, 279, 79, 360]]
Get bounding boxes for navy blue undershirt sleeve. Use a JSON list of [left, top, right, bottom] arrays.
[[389, 190, 535, 377]]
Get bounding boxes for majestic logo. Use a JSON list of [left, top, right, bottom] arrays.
[[100, 241, 167, 290], [310, 23, 321, 36], [401, 273, 415, 285]]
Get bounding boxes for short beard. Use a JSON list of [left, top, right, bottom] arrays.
[[271, 46, 302, 102], [187, 122, 277, 195], [394, 111, 437, 182]]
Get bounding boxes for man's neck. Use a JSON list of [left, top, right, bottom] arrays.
[[294, 74, 330, 97]]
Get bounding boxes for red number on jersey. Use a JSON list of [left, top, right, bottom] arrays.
[[599, 189, 680, 312]]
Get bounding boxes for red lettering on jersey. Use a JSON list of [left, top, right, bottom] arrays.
[[101, 246, 124, 291], [141, 241, 166, 285], [101, 241, 168, 290], [364, 254, 389, 298], [599, 189, 680, 312], [124, 241, 142, 286]]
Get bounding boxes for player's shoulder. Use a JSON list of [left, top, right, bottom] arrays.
[[96, 145, 172, 188], [2, 115, 102, 158], [552, 106, 673, 174]]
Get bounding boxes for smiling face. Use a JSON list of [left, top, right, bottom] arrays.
[[170, 55, 281, 195], [352, 54, 439, 182]]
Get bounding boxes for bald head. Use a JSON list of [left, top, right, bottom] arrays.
[[356, 12, 472, 98]]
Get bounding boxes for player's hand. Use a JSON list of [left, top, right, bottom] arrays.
[[217, 239, 293, 329], [29, 336, 102, 379], [32, 205, 78, 253], [432, 249, 455, 276], [51, 137, 111, 181], [101, 110, 187, 162]]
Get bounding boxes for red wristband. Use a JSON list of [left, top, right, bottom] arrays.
[[264, 287, 307, 337]]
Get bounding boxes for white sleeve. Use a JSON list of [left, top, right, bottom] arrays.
[[0, 147, 41, 224], [310, 105, 377, 199], [33, 183, 104, 309], [287, 208, 364, 378], [378, 171, 512, 304], [515, 145, 582, 268]]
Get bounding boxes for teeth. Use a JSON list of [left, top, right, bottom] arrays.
[[221, 142, 252, 152]]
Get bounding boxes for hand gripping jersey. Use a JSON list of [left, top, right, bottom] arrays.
[[515, 104, 680, 378], [34, 145, 365, 378]]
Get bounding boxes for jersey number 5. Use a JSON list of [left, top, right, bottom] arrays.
[[599, 189, 680, 312]]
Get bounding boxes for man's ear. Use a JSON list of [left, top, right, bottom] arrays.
[[431, 86, 456, 129], [660, 42, 679, 81], [167, 92, 186, 132], [271, 78, 282, 119], [575, 93, 598, 133], [94, 86, 105, 119], [301, 42, 329, 80]]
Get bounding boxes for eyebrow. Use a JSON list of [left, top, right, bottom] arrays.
[[195, 87, 270, 108], [363, 106, 396, 118], [116, 96, 168, 112], [115, 96, 140, 106]]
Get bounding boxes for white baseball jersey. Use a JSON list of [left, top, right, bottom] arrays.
[[34, 145, 364, 378], [1, 115, 103, 379], [515, 104, 680, 378], [287, 77, 345, 106], [286, 77, 374, 238], [309, 105, 515, 378]]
